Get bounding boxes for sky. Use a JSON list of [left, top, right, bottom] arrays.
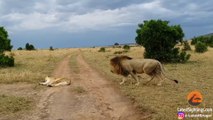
[[0, 0, 213, 49]]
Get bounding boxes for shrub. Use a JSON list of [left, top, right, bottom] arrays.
[[191, 36, 213, 47], [114, 43, 119, 46], [25, 43, 35, 50], [182, 41, 191, 51], [114, 51, 123, 54], [0, 54, 14, 67], [49, 46, 54, 51], [195, 41, 208, 53], [123, 45, 130, 50], [17, 47, 23, 50], [0, 27, 14, 67], [98, 47, 105, 52], [179, 51, 191, 63], [135, 19, 190, 63]]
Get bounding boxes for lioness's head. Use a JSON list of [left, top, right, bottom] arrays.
[[110, 55, 132, 76], [45, 76, 51, 81]]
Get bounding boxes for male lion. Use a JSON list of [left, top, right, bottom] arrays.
[[110, 56, 178, 86], [39, 76, 71, 87]]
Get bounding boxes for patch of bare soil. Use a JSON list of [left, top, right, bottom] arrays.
[[20, 53, 148, 120]]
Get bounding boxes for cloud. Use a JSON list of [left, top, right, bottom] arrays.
[[0, 0, 213, 38], [0, 0, 177, 32]]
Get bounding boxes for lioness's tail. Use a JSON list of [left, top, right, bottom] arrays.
[[158, 62, 179, 84]]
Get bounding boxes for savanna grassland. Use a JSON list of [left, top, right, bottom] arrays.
[[81, 46, 213, 120], [0, 46, 212, 120], [0, 49, 75, 119]]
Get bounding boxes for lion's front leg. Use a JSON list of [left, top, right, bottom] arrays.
[[130, 72, 140, 86]]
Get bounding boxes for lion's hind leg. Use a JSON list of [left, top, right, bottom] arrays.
[[51, 80, 71, 87], [144, 75, 155, 85], [156, 73, 164, 86]]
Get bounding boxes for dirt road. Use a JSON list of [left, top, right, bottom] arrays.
[[33, 54, 146, 120]]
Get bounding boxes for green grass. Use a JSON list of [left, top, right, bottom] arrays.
[[81, 47, 213, 120]]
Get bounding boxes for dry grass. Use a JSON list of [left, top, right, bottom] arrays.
[[0, 49, 73, 84], [0, 49, 75, 118], [81, 46, 213, 120], [1, 46, 212, 119], [72, 86, 87, 94], [0, 94, 32, 114]]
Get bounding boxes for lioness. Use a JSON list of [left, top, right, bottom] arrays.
[[110, 56, 178, 86], [39, 76, 71, 87]]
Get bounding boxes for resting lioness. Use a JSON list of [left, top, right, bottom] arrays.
[[39, 76, 71, 87]]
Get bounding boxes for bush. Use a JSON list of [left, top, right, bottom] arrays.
[[114, 43, 119, 46], [17, 47, 23, 50], [98, 47, 105, 52], [179, 51, 191, 63], [114, 50, 129, 54], [195, 41, 208, 53], [25, 43, 35, 50], [114, 51, 123, 54], [191, 36, 213, 47], [0, 54, 14, 67], [135, 19, 190, 63], [0, 27, 14, 67], [123, 45, 130, 50], [49, 46, 54, 51], [182, 41, 191, 51], [0, 27, 13, 52]]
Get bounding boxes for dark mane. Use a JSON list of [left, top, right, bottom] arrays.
[[110, 56, 132, 76]]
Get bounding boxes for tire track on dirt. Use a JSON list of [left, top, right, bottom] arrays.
[[33, 53, 147, 120], [35, 55, 74, 120], [75, 54, 147, 120]]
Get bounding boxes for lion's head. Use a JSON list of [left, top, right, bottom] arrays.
[[110, 55, 132, 76]]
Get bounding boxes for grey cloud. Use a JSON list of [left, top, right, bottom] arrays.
[[0, 0, 36, 14], [0, 0, 213, 39]]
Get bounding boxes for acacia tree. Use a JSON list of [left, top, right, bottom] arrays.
[[136, 19, 190, 63], [0, 26, 14, 67]]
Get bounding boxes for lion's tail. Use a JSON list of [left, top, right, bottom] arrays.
[[158, 62, 179, 84]]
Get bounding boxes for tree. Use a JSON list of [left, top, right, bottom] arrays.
[[114, 43, 119, 46], [49, 46, 54, 51], [136, 19, 190, 63], [0, 27, 13, 52], [17, 47, 23, 50], [25, 43, 35, 50], [0, 26, 14, 67]]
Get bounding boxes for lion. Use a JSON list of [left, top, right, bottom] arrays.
[[110, 55, 178, 86], [39, 76, 71, 87]]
